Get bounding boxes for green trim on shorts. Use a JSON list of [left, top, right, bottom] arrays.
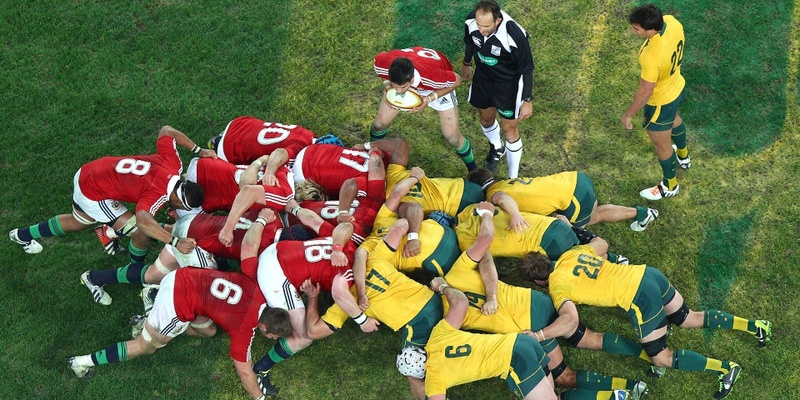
[[506, 334, 549, 397], [422, 225, 462, 276], [643, 88, 686, 132], [458, 179, 486, 214], [560, 172, 596, 226], [627, 266, 674, 339], [400, 294, 443, 347], [540, 220, 579, 260]]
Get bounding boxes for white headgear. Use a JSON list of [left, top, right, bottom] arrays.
[[396, 346, 427, 379]]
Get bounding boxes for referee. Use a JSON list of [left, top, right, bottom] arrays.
[[462, 0, 534, 178]]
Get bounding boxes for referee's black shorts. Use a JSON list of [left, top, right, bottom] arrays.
[[467, 74, 524, 120]]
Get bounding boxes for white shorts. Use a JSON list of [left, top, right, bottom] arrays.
[[165, 242, 218, 270], [146, 270, 190, 338], [72, 169, 128, 223], [215, 119, 234, 162], [416, 89, 457, 112], [257, 243, 304, 311]]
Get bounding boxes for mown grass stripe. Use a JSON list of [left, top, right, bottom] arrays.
[[563, 0, 610, 155]]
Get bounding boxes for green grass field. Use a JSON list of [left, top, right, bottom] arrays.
[[1, 1, 798, 399]]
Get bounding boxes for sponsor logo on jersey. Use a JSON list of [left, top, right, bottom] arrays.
[[478, 53, 498, 66], [491, 45, 501, 56], [498, 109, 514, 118], [110, 200, 121, 210], [472, 36, 482, 47]]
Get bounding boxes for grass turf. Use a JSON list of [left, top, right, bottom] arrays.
[[1, 1, 797, 399]]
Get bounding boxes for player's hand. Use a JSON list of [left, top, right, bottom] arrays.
[[358, 294, 370, 311], [218, 229, 234, 247], [430, 277, 447, 292], [410, 96, 428, 113], [518, 101, 533, 121], [261, 173, 279, 187], [258, 208, 276, 223], [176, 237, 197, 253], [336, 212, 355, 224], [476, 201, 495, 214], [330, 248, 348, 266], [507, 214, 530, 234], [198, 149, 218, 159], [621, 114, 634, 130], [359, 317, 380, 333], [234, 217, 252, 230], [409, 166, 425, 181], [481, 297, 498, 316], [460, 64, 473, 80], [403, 238, 421, 258], [383, 80, 393, 90], [300, 279, 320, 298]]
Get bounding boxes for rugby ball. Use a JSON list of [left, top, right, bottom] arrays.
[[385, 88, 423, 111]]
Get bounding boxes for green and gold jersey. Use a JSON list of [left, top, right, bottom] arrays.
[[321, 255, 434, 331], [361, 215, 460, 276], [444, 253, 533, 333], [385, 164, 481, 216], [549, 245, 646, 311], [424, 319, 516, 397], [638, 15, 685, 105], [455, 204, 556, 257], [485, 171, 577, 216]]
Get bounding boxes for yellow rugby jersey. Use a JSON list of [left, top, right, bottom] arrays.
[[361, 218, 451, 274], [385, 163, 466, 216], [424, 319, 516, 397], [321, 257, 435, 331], [455, 204, 555, 257], [548, 245, 646, 311], [485, 171, 577, 216], [638, 15, 685, 105], [444, 253, 532, 333]]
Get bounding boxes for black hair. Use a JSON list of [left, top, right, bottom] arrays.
[[388, 57, 415, 85], [628, 4, 664, 31], [475, 0, 501, 20], [183, 181, 205, 208]]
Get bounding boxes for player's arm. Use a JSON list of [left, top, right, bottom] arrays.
[[385, 167, 424, 213], [512, 25, 535, 121], [239, 209, 272, 279], [461, 24, 476, 80], [261, 149, 288, 187], [240, 156, 269, 188], [431, 277, 468, 330], [219, 185, 266, 246], [353, 247, 369, 310], [329, 221, 354, 266], [300, 279, 337, 340], [232, 359, 265, 400], [477, 253, 499, 316], [331, 273, 379, 333], [158, 125, 216, 158], [529, 299, 579, 342], [286, 199, 326, 233], [336, 178, 358, 224], [135, 209, 195, 253], [490, 191, 529, 234], [621, 78, 656, 129]]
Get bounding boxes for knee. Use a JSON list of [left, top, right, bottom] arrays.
[[553, 367, 576, 389]]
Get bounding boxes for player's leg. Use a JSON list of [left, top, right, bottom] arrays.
[[499, 117, 523, 178], [437, 106, 477, 172], [640, 96, 683, 200], [664, 284, 772, 347], [370, 98, 401, 141], [507, 334, 557, 400], [185, 316, 217, 337]]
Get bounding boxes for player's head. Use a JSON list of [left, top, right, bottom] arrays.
[[474, 0, 502, 37], [406, 268, 437, 287], [279, 224, 315, 241], [294, 180, 329, 202], [427, 210, 455, 229], [258, 307, 293, 339], [171, 180, 204, 210], [208, 133, 223, 151], [388, 57, 415, 93], [396, 345, 427, 379], [466, 167, 495, 192], [519, 251, 553, 287], [628, 4, 663, 36]]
